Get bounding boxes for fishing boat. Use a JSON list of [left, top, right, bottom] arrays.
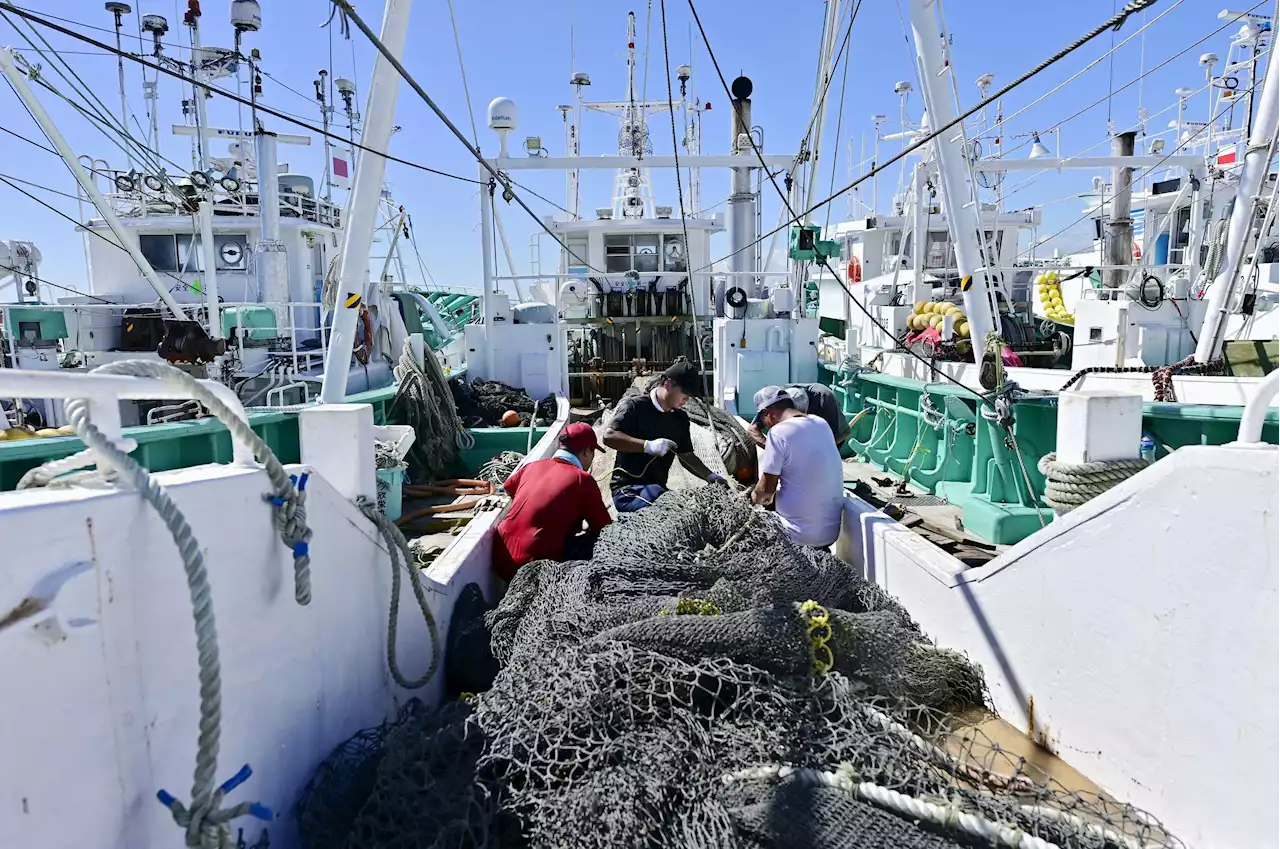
[[0, 1, 1274, 848]]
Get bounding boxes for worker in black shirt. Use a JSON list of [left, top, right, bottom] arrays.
[[747, 383, 851, 448], [603, 360, 726, 511]]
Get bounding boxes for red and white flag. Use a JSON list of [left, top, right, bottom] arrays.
[[331, 149, 352, 190]]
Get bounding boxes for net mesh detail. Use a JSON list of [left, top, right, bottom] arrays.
[[297, 486, 1181, 849]]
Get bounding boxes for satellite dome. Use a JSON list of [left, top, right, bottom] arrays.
[[488, 97, 518, 131]]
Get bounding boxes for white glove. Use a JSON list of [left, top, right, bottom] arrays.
[[643, 438, 677, 457]]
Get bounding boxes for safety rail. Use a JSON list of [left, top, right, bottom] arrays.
[[8, 300, 333, 380], [0, 368, 256, 467], [1238, 369, 1280, 443], [87, 169, 343, 229]]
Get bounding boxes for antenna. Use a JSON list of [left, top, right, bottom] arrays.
[[105, 3, 133, 168]]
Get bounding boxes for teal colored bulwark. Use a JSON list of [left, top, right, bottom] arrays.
[[823, 364, 1278, 546], [0, 384, 399, 492]]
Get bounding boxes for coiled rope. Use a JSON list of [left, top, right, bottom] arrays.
[[1036, 452, 1150, 512], [355, 496, 442, 689]]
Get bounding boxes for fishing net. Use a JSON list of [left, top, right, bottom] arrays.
[[297, 485, 1182, 849], [451, 378, 557, 428]]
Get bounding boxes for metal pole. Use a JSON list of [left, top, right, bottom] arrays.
[[803, 0, 843, 217], [187, 10, 211, 173], [1103, 131, 1137, 293], [1195, 51, 1278, 363], [903, 0, 996, 351], [318, 0, 413, 404], [107, 2, 134, 169], [0, 48, 191, 321], [479, 168, 496, 374], [199, 199, 220, 337], [729, 91, 757, 298]]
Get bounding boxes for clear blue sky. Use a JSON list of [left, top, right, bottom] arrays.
[[0, 0, 1252, 297]]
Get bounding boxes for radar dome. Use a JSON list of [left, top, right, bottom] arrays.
[[488, 97, 518, 131]]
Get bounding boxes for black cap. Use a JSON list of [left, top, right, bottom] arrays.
[[661, 359, 702, 396]]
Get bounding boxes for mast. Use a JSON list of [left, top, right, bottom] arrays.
[[184, 1, 212, 174], [1195, 50, 1279, 363], [1103, 131, 1137, 293], [319, 0, 413, 403], [803, 0, 843, 220], [903, 0, 997, 354], [0, 47, 191, 322]]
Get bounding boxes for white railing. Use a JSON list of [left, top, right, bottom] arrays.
[[0, 368, 255, 466], [88, 169, 343, 228]]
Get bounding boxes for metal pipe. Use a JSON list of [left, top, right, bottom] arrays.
[[318, 0, 413, 404], [187, 10, 211, 173], [1237, 368, 1279, 443], [1104, 131, 1137, 292], [198, 199, 220, 337], [1195, 51, 1279, 363], [0, 48, 191, 322], [903, 0, 995, 351], [492, 200, 528, 301]]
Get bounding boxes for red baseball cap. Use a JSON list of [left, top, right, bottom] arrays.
[[558, 422, 601, 453]]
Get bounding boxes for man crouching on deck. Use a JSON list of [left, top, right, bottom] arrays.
[[603, 359, 727, 512], [749, 386, 845, 549], [493, 423, 612, 583]]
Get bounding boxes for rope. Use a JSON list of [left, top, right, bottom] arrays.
[[355, 496, 442, 689], [1037, 452, 1149, 512], [722, 764, 1059, 849], [18, 360, 314, 606], [392, 339, 472, 481], [476, 451, 525, 487], [13, 366, 281, 846]]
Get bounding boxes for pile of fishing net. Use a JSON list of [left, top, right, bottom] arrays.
[[451, 378, 557, 428], [296, 486, 1182, 849]]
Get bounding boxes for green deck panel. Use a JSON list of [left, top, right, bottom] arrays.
[[0, 384, 399, 491], [821, 363, 1278, 546]]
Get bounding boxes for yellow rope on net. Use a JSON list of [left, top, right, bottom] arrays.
[[799, 600, 834, 676]]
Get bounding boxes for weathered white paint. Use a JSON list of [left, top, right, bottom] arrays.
[[1056, 390, 1143, 464], [299, 403, 377, 501], [0, 464, 441, 848], [836, 444, 1280, 849]]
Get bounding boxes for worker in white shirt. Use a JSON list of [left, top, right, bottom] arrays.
[[749, 386, 845, 548]]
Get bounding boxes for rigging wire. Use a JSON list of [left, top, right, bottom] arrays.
[[0, 260, 116, 304], [694, 0, 1164, 277], [0, 2, 485, 185], [995, 2, 1262, 160], [326, 0, 606, 275], [443, 0, 480, 148], [684, 0, 990, 403], [824, 0, 860, 230], [1009, 85, 1264, 262]]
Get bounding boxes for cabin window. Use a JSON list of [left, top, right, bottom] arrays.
[[604, 233, 673, 274], [139, 233, 206, 273], [564, 234, 589, 274]]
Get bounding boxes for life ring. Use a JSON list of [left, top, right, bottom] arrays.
[[847, 256, 862, 283], [354, 305, 375, 365]]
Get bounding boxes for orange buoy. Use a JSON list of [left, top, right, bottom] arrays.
[[500, 410, 521, 428]]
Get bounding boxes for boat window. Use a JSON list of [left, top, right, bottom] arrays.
[[564, 234, 590, 274], [925, 231, 952, 269], [662, 235, 687, 271], [1173, 207, 1191, 250], [139, 233, 207, 273], [139, 234, 179, 272], [605, 234, 631, 273], [633, 234, 659, 273], [603, 233, 669, 273]]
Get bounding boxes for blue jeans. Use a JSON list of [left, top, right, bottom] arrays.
[[612, 484, 667, 512]]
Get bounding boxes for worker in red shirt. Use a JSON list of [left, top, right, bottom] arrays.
[[492, 422, 613, 583]]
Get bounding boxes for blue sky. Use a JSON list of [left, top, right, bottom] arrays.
[[0, 0, 1255, 297]]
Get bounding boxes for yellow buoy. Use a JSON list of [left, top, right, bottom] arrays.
[[3, 427, 36, 440], [35, 428, 62, 438], [914, 301, 928, 313]]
